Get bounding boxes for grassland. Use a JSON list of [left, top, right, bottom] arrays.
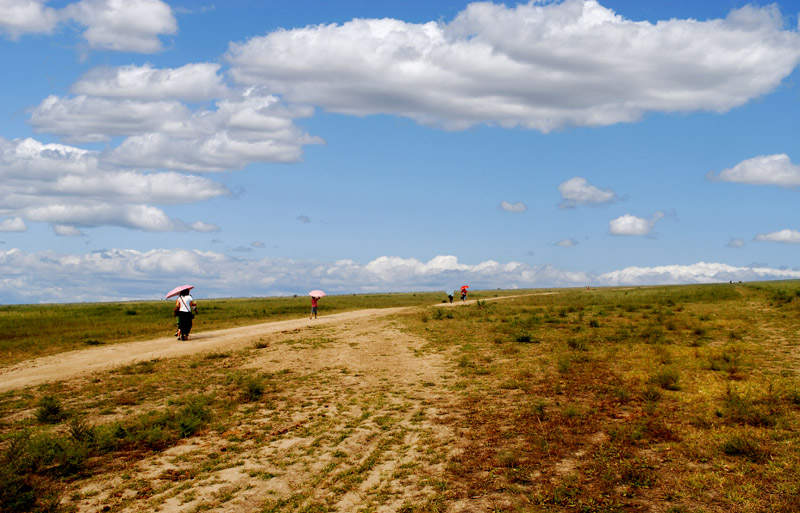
[[0, 290, 508, 366], [1, 282, 798, 512]]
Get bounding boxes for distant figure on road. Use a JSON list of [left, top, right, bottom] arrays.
[[310, 295, 319, 319], [175, 289, 197, 340], [461, 285, 469, 301], [448, 293, 454, 303]]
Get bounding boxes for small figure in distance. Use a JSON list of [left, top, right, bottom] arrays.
[[175, 289, 197, 341], [310, 295, 319, 319], [448, 293, 454, 303]]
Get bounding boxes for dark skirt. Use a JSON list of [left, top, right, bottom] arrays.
[[178, 311, 193, 335]]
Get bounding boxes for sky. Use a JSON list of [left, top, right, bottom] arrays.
[[1, 0, 800, 303]]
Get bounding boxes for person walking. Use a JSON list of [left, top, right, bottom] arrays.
[[310, 295, 319, 319], [174, 289, 197, 340]]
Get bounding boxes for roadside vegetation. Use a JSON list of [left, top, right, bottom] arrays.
[[0, 290, 509, 366], [401, 281, 800, 512], [0, 282, 798, 512]]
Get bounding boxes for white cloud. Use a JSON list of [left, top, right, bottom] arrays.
[[30, 95, 190, 143], [63, 0, 177, 53], [726, 238, 745, 248], [53, 224, 84, 236], [598, 262, 800, 286], [1, 0, 176, 53], [708, 154, 800, 187], [4, 249, 799, 304], [0, 0, 59, 38], [755, 229, 800, 244], [609, 211, 664, 236], [0, 217, 26, 232], [32, 85, 323, 170], [555, 238, 578, 247], [500, 201, 527, 213], [0, 137, 228, 232], [72, 63, 227, 101], [296, 215, 311, 224], [227, 1, 800, 131], [558, 177, 616, 207], [0, 250, 591, 303]]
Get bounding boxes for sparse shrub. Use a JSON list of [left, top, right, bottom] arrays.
[[721, 389, 777, 427], [432, 308, 444, 320], [640, 325, 666, 345], [557, 355, 571, 374], [253, 339, 268, 349], [83, 339, 103, 345], [240, 377, 265, 402], [720, 434, 767, 462], [620, 458, 656, 488], [204, 351, 230, 360], [566, 337, 587, 351], [515, 332, 537, 343], [124, 309, 137, 316], [589, 319, 600, 328], [650, 368, 680, 390], [642, 386, 662, 402], [496, 449, 522, 468], [35, 396, 66, 424], [562, 404, 582, 419]]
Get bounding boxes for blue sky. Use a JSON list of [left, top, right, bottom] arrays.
[[1, 0, 800, 303]]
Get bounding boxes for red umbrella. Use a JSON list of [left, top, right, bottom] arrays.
[[165, 284, 194, 299], [461, 285, 469, 291], [308, 290, 326, 297]]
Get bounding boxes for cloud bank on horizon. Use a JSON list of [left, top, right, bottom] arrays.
[[2, 248, 800, 304]]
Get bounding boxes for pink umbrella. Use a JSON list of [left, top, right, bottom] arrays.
[[165, 284, 194, 299], [308, 290, 326, 298]]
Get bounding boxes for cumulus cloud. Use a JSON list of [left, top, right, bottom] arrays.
[[32, 83, 323, 170], [755, 229, 800, 244], [63, 0, 176, 53], [1, 0, 176, 52], [296, 215, 311, 224], [609, 211, 664, 236], [72, 63, 227, 101], [0, 0, 59, 38], [227, 1, 800, 131], [708, 154, 800, 187], [0, 137, 227, 232], [555, 238, 578, 247], [0, 249, 591, 303], [251, 241, 265, 248], [726, 238, 745, 248], [558, 177, 616, 207], [598, 262, 800, 286], [500, 201, 527, 213], [0, 217, 26, 232], [3, 249, 800, 304]]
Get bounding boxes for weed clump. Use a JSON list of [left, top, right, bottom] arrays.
[[650, 368, 681, 391], [35, 396, 66, 424], [720, 434, 768, 462]]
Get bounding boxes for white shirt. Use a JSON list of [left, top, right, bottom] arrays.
[[177, 294, 193, 312]]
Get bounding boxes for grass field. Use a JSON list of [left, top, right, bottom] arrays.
[[1, 282, 798, 512], [0, 289, 509, 366]]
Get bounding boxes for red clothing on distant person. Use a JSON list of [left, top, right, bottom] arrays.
[[311, 297, 319, 307]]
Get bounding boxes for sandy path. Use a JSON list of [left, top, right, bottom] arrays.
[[0, 293, 553, 393]]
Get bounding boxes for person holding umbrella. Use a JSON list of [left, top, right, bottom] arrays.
[[166, 285, 197, 340], [460, 285, 469, 301], [308, 289, 325, 319]]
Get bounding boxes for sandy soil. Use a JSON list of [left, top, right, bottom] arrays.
[[0, 293, 548, 393]]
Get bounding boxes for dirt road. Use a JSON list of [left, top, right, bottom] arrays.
[[0, 293, 551, 393]]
